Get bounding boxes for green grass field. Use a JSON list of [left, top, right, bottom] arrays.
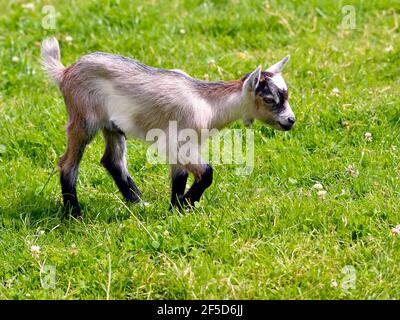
[[1, 0, 400, 299]]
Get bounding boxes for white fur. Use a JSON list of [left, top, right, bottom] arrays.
[[271, 73, 287, 91], [97, 79, 215, 140], [41, 38, 64, 85], [279, 101, 294, 119], [190, 95, 214, 129]]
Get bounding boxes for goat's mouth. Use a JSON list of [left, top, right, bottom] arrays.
[[278, 122, 293, 131]]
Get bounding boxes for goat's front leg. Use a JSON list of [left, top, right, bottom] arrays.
[[169, 165, 189, 209], [173, 163, 213, 209]]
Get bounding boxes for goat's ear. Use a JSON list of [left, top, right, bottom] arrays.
[[243, 66, 261, 92], [266, 55, 290, 74]]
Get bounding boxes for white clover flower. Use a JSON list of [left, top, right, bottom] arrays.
[[364, 132, 372, 142], [70, 243, 78, 256], [346, 165, 359, 177], [30, 245, 41, 257], [12, 56, 20, 63], [65, 36, 73, 42], [208, 58, 216, 68], [341, 120, 350, 129], [384, 45, 393, 52], [330, 280, 338, 288], [331, 88, 340, 96], [317, 190, 327, 199], [313, 183, 324, 190], [179, 28, 186, 34], [390, 225, 400, 236]]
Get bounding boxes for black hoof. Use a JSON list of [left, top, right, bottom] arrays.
[[64, 205, 82, 219], [170, 195, 194, 212]]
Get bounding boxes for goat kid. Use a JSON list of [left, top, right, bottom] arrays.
[[41, 37, 295, 217]]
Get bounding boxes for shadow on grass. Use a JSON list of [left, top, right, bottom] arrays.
[[0, 191, 64, 230], [0, 189, 172, 230]]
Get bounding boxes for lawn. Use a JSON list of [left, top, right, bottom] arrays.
[[0, 0, 400, 299]]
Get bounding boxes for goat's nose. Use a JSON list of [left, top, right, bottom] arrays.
[[288, 116, 296, 124]]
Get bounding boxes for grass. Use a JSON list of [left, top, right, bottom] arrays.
[[0, 0, 400, 299]]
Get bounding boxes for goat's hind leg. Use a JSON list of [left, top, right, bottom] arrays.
[[101, 126, 142, 203], [59, 120, 95, 218]]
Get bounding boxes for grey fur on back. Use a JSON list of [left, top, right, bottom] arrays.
[[57, 51, 245, 139]]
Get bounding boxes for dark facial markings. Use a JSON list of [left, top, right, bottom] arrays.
[[274, 89, 289, 111], [255, 72, 288, 113]]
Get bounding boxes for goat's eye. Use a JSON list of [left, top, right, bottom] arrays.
[[263, 97, 275, 104]]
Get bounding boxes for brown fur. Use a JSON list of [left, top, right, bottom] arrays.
[[58, 119, 92, 182], [197, 80, 244, 102]]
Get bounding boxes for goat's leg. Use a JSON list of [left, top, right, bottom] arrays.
[[101, 127, 142, 203], [169, 165, 188, 209], [59, 121, 94, 217], [173, 163, 213, 209]]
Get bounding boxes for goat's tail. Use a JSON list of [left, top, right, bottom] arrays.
[[41, 37, 65, 86]]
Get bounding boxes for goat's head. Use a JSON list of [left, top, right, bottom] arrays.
[[242, 56, 295, 131]]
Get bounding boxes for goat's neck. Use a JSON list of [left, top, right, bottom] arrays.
[[199, 80, 249, 130]]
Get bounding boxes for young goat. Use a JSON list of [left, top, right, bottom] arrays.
[[41, 37, 295, 217]]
